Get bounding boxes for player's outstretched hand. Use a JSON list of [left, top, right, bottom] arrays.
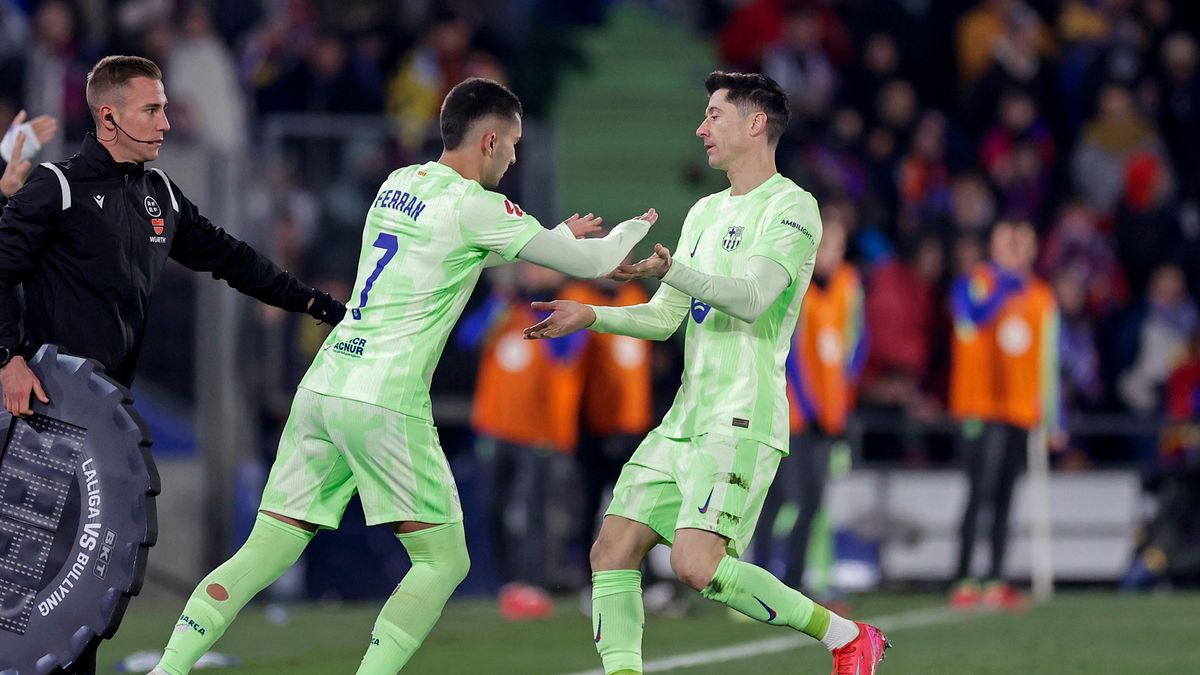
[[563, 212, 604, 238], [608, 243, 672, 281], [0, 129, 30, 199], [523, 300, 596, 340], [634, 208, 658, 225], [1, 356, 50, 416], [28, 113, 58, 145]]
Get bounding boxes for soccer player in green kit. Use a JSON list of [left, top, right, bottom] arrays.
[[525, 72, 890, 675], [150, 78, 657, 674]]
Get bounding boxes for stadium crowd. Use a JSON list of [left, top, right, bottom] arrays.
[[2, 0, 1199, 594]]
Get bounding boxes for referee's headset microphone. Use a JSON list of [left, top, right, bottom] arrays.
[[103, 112, 158, 145]]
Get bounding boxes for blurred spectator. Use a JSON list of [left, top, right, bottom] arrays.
[[786, 106, 871, 205], [843, 32, 902, 122], [963, 4, 1057, 135], [1158, 33, 1200, 190], [951, 230, 986, 280], [164, 4, 248, 153], [266, 32, 380, 114], [1054, 267, 1103, 412], [1117, 264, 1198, 415], [1038, 200, 1129, 318], [763, 6, 838, 129], [0, 0, 29, 61], [1165, 331, 1200, 426], [865, 78, 919, 219], [861, 231, 945, 414], [955, 0, 1055, 87], [239, 0, 319, 114], [979, 89, 1055, 221], [1114, 151, 1183, 295], [718, 0, 852, 73], [943, 172, 997, 238], [1071, 83, 1167, 214], [1121, 333, 1200, 592], [387, 11, 507, 157], [896, 111, 952, 238], [757, 214, 865, 590], [0, 0, 91, 157]]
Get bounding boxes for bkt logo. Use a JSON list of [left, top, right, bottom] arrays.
[[691, 298, 711, 324]]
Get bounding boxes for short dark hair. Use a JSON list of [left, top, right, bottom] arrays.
[[439, 78, 523, 151], [704, 71, 789, 144], [86, 55, 162, 121]]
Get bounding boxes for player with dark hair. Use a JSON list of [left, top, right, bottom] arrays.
[[152, 76, 657, 674], [525, 71, 890, 675]]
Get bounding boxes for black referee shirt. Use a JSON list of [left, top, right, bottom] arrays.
[[0, 134, 316, 386]]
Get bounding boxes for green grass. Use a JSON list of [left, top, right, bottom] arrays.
[[99, 591, 1200, 674]]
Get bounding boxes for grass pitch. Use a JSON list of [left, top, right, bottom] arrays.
[[101, 591, 1199, 674]]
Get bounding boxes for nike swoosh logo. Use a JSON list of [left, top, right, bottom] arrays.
[[754, 596, 778, 622], [690, 233, 702, 257], [697, 487, 714, 514], [594, 614, 602, 643]]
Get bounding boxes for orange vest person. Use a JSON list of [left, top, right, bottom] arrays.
[[785, 262, 866, 436]]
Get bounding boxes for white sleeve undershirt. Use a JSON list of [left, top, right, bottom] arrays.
[[658, 255, 792, 323], [514, 217, 651, 278]]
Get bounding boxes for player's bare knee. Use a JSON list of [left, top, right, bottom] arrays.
[[589, 538, 622, 572], [669, 549, 712, 591], [670, 541, 722, 591], [589, 533, 641, 572]]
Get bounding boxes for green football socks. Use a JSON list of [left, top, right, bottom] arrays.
[[156, 512, 314, 674], [357, 521, 470, 674], [701, 555, 830, 639], [591, 569, 645, 675]]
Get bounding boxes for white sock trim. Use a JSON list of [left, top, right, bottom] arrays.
[[820, 613, 860, 651]]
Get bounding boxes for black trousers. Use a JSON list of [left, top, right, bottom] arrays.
[[955, 422, 1028, 582], [753, 432, 833, 589]]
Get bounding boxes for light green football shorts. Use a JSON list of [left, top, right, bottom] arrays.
[[605, 430, 783, 556], [259, 387, 462, 528]]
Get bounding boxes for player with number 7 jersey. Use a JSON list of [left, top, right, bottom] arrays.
[[153, 78, 656, 675]]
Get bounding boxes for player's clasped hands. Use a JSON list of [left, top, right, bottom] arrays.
[[609, 243, 673, 281], [524, 208, 659, 340]]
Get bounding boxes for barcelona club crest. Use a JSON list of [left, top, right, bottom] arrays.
[[722, 226, 744, 251]]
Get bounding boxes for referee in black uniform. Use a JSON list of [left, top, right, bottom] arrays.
[[0, 56, 345, 673]]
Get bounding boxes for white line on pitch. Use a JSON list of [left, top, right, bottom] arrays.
[[561, 605, 978, 675]]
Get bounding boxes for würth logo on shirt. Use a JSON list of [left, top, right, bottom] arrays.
[[504, 199, 524, 217], [149, 217, 167, 243]]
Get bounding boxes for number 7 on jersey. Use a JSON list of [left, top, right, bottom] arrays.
[[351, 232, 399, 320]]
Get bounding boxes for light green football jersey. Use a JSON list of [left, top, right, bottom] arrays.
[[300, 161, 544, 419], [658, 172, 822, 451]]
